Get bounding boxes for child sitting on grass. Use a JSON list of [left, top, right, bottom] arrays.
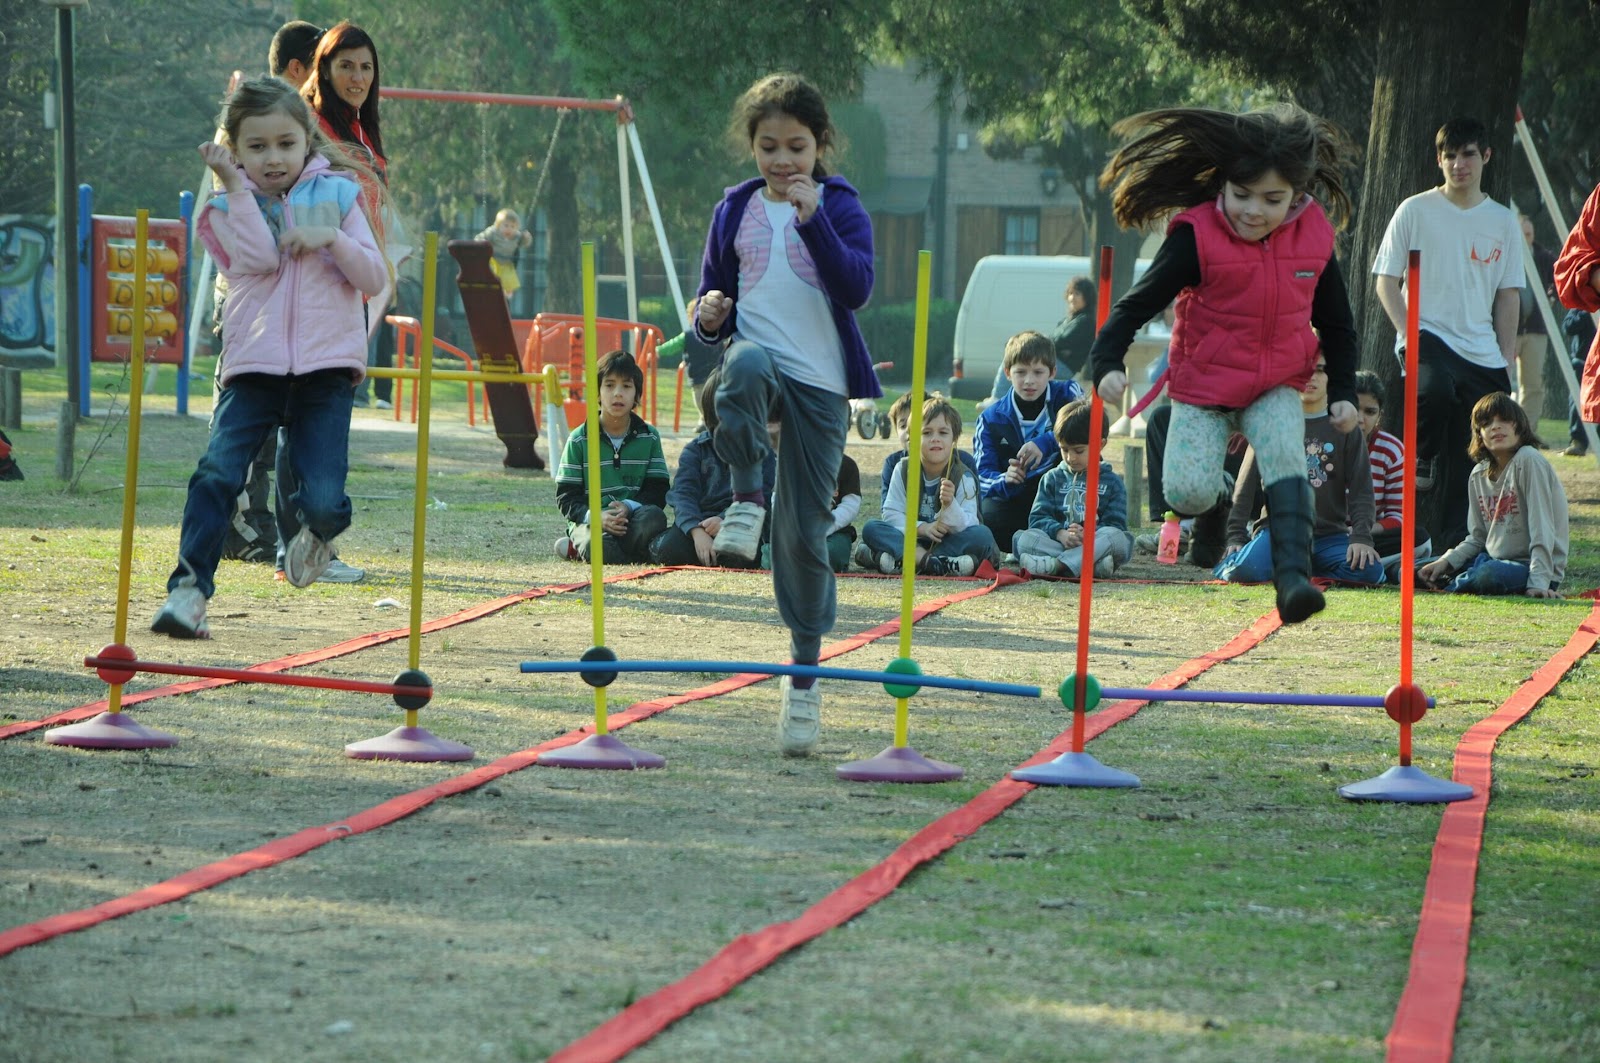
[[650, 369, 775, 567], [1014, 398, 1133, 579], [880, 388, 976, 495], [554, 349, 670, 564], [1354, 369, 1432, 576], [856, 397, 995, 575], [973, 330, 1087, 554], [1215, 354, 1384, 588], [1418, 392, 1568, 597]]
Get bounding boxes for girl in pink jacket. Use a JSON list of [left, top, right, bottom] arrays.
[[1088, 106, 1359, 624], [152, 77, 388, 639]]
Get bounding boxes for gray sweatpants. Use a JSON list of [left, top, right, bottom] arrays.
[[714, 339, 849, 664]]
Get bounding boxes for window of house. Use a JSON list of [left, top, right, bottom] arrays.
[[1001, 209, 1040, 255]]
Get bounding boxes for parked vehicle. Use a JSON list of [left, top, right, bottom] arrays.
[[947, 255, 1164, 400]]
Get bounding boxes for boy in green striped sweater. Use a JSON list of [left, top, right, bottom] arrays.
[[554, 350, 670, 563]]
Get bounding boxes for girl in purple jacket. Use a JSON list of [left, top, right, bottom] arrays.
[[1088, 106, 1358, 623], [694, 72, 877, 756], [152, 78, 388, 639]]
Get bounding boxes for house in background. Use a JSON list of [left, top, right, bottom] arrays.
[[852, 59, 1088, 304]]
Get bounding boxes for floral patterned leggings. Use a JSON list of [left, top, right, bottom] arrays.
[[1163, 387, 1306, 515]]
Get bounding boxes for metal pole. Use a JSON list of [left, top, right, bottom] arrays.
[[54, 3, 82, 479], [56, 5, 80, 410]]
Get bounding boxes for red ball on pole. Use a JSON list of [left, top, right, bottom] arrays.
[[1383, 682, 1429, 725], [93, 643, 139, 686]]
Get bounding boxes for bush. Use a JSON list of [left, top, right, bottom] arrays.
[[855, 298, 959, 386]]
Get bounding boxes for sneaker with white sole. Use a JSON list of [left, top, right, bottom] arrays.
[[282, 526, 335, 588], [1094, 554, 1116, 578], [778, 676, 821, 756], [851, 540, 876, 571], [553, 535, 577, 561], [713, 500, 765, 563], [924, 554, 976, 577], [374, 398, 393, 410], [317, 558, 365, 583], [1019, 552, 1062, 578], [878, 551, 900, 574], [151, 585, 210, 639]]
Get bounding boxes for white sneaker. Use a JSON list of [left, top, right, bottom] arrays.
[[374, 398, 393, 410], [317, 558, 365, 583], [924, 554, 976, 576], [553, 535, 576, 561], [282, 526, 335, 588], [713, 500, 765, 563], [851, 540, 875, 571], [778, 676, 821, 756], [1094, 554, 1116, 578], [878, 551, 900, 575], [1019, 552, 1062, 578], [151, 585, 210, 639]]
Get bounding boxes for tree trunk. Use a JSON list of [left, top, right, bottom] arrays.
[[544, 151, 581, 314], [1345, 0, 1530, 539]]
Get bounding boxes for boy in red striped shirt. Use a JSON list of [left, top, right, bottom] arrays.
[[1355, 370, 1433, 576]]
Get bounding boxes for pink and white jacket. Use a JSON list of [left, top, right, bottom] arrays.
[[198, 154, 388, 387]]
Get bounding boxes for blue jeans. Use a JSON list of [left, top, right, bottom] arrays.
[[170, 371, 354, 598], [860, 519, 996, 566], [1214, 530, 1386, 586], [1439, 553, 1532, 595]]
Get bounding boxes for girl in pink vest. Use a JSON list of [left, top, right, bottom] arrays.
[[1089, 105, 1359, 624]]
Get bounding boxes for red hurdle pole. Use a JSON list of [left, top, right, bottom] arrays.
[[1011, 245, 1139, 788]]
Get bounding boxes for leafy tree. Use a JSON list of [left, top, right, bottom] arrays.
[[876, 0, 1259, 293]]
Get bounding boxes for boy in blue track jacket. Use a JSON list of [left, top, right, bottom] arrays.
[[972, 330, 1086, 554]]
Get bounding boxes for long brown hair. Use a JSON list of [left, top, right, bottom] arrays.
[[1467, 391, 1542, 466], [1099, 104, 1356, 230], [302, 21, 385, 165]]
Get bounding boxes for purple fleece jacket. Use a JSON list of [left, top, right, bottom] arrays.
[[696, 176, 881, 399]]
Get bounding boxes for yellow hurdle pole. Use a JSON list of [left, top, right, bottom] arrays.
[[403, 233, 441, 728], [106, 212, 154, 715], [893, 251, 933, 748], [582, 242, 608, 734]]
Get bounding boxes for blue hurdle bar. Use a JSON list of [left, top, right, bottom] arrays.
[[517, 660, 1429, 709]]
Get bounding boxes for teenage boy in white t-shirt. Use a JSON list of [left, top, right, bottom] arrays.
[[1372, 116, 1521, 549]]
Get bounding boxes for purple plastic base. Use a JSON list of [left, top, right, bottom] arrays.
[[45, 712, 179, 750], [836, 745, 963, 783], [344, 726, 475, 762], [1338, 764, 1475, 804], [1011, 751, 1141, 789], [538, 732, 665, 770]]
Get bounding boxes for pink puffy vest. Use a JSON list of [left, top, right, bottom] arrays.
[[1166, 196, 1335, 408]]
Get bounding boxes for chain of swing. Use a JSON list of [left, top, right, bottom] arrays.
[[476, 102, 570, 230]]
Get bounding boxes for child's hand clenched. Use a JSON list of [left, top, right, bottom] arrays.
[[198, 142, 243, 193], [698, 291, 732, 334]]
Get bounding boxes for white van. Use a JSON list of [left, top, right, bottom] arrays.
[[948, 255, 1165, 400]]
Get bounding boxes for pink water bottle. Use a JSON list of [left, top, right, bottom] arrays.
[[1156, 511, 1182, 565]]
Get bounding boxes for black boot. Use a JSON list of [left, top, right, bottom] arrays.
[[1184, 472, 1235, 569], [1264, 477, 1324, 623]]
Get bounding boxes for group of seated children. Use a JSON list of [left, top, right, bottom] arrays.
[[555, 343, 1568, 599], [1203, 359, 1567, 599]]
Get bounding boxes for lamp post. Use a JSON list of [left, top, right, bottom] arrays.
[[44, 0, 87, 478]]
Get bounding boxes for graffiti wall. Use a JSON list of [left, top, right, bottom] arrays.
[[0, 216, 56, 362]]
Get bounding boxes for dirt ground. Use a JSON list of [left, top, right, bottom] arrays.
[[2, 404, 1597, 1061]]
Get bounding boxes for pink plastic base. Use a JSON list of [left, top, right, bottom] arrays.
[[1011, 751, 1141, 789], [836, 744, 963, 783], [45, 712, 179, 750], [344, 726, 474, 762], [1338, 764, 1474, 804], [537, 732, 665, 770]]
